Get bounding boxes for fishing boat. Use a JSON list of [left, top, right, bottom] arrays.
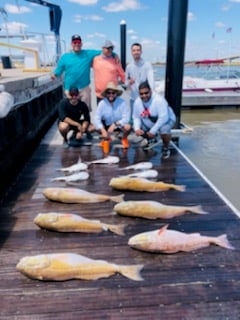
[[155, 59, 240, 107], [156, 59, 240, 94]]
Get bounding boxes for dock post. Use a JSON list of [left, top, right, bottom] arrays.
[[165, 0, 188, 128], [120, 20, 127, 70]]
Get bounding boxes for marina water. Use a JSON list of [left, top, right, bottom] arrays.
[[153, 65, 240, 214]]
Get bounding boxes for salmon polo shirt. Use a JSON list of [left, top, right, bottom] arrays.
[[93, 55, 125, 98], [54, 49, 101, 91]]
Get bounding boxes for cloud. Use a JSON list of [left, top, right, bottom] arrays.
[[5, 4, 31, 14], [102, 0, 143, 12], [187, 12, 196, 21], [221, 5, 231, 11], [68, 0, 98, 5], [215, 21, 226, 28], [73, 14, 103, 23], [87, 32, 105, 38], [141, 38, 161, 47], [1, 21, 28, 34], [127, 29, 137, 35]]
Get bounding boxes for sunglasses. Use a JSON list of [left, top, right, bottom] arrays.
[[72, 40, 82, 45], [106, 90, 117, 95], [70, 93, 79, 97], [105, 47, 113, 50], [139, 90, 150, 96]]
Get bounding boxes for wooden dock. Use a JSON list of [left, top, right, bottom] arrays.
[[0, 123, 239, 319]]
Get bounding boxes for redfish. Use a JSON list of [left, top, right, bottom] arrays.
[[34, 212, 126, 235], [43, 187, 124, 203], [16, 253, 144, 281], [114, 200, 207, 219], [128, 224, 235, 253], [109, 177, 185, 192]]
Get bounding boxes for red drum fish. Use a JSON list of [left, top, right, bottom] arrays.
[[114, 200, 207, 219], [16, 253, 144, 281], [43, 187, 124, 203], [34, 212, 126, 235], [109, 177, 185, 192], [128, 224, 235, 253]]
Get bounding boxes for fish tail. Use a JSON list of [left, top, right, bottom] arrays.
[[174, 185, 186, 192], [214, 234, 235, 250], [110, 194, 125, 203], [107, 223, 126, 236], [119, 264, 144, 281], [190, 205, 208, 215]]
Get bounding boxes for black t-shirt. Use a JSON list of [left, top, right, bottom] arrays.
[[58, 98, 91, 123]]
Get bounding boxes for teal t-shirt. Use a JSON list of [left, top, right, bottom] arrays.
[[54, 49, 101, 90]]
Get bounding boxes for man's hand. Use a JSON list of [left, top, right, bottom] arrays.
[[135, 129, 145, 136], [146, 132, 155, 139], [50, 74, 56, 80]]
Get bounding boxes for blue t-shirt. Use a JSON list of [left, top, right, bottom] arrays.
[[54, 49, 101, 90]]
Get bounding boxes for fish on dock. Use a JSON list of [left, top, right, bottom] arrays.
[[121, 170, 158, 179], [114, 200, 207, 219], [88, 156, 120, 164], [42, 187, 124, 203], [34, 212, 126, 235], [51, 171, 89, 182], [56, 161, 88, 173], [128, 224, 235, 253], [109, 177, 185, 192], [119, 162, 153, 171], [16, 253, 144, 281]]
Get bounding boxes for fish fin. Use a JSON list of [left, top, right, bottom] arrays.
[[214, 234, 235, 250], [106, 223, 127, 236], [174, 185, 186, 192], [110, 194, 125, 203], [189, 205, 208, 215], [158, 224, 169, 235], [119, 264, 144, 281]]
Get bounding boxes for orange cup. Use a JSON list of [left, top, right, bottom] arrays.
[[102, 140, 110, 153]]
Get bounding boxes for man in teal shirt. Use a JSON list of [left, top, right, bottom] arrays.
[[51, 34, 101, 111]]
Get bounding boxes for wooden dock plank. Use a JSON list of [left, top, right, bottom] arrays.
[[0, 137, 239, 319]]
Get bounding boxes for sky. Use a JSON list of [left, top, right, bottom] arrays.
[[0, 0, 240, 64]]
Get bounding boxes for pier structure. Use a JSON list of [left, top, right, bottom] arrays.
[[0, 68, 63, 192]]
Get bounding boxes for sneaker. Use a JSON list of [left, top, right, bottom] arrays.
[[131, 135, 148, 147], [86, 132, 93, 140], [161, 147, 170, 159], [63, 139, 69, 148], [68, 138, 84, 147], [121, 137, 129, 148], [143, 138, 161, 150]]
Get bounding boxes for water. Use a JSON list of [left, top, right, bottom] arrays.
[[152, 65, 240, 214], [178, 108, 240, 214]]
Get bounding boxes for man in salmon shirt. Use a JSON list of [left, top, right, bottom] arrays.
[[93, 40, 125, 104]]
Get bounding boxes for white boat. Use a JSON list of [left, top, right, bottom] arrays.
[[155, 59, 240, 94]]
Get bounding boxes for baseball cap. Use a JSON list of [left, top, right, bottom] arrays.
[[69, 87, 79, 96], [71, 34, 82, 42], [102, 40, 114, 48]]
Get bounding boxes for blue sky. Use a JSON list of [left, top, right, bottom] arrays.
[[1, 0, 240, 63]]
